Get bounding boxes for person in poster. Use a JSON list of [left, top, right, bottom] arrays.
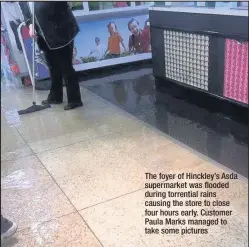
[[128, 18, 151, 54], [2, 2, 24, 54], [72, 46, 81, 64], [105, 22, 126, 59], [88, 37, 107, 61]]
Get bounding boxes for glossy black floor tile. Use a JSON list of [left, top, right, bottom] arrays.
[[84, 68, 248, 178]]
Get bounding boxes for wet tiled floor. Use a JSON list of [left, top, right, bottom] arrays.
[[1, 67, 248, 247], [84, 68, 248, 178]]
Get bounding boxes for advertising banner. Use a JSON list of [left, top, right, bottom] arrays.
[[20, 13, 151, 79], [74, 14, 151, 65], [1, 1, 151, 80], [20, 24, 50, 80], [1, 2, 27, 74]]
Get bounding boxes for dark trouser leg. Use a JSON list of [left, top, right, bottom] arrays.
[[45, 52, 63, 101], [57, 41, 82, 104], [9, 20, 22, 52], [40, 37, 63, 102]]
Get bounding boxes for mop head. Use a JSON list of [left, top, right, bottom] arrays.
[[18, 102, 51, 115]]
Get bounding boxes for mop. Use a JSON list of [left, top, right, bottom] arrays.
[[18, 2, 51, 115]]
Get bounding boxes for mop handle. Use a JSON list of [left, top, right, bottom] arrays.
[[32, 1, 36, 105]]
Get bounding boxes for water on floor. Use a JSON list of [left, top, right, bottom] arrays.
[[84, 67, 248, 178], [1, 64, 248, 246]]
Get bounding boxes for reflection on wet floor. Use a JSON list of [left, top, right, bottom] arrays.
[[1, 64, 248, 246], [84, 68, 248, 178]]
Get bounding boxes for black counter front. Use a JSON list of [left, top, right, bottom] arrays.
[[149, 7, 248, 106]]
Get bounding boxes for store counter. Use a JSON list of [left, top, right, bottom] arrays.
[[149, 6, 248, 106]]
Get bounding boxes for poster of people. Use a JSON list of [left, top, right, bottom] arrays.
[[1, 1, 151, 80], [74, 14, 151, 64]]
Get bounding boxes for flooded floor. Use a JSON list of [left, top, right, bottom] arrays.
[[84, 67, 248, 178], [1, 66, 248, 246]]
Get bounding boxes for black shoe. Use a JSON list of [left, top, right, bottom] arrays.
[[64, 102, 83, 111], [42, 99, 62, 105], [1, 215, 18, 240]]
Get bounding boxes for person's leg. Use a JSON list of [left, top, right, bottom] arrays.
[[57, 41, 82, 110], [43, 51, 63, 103], [38, 37, 63, 104], [9, 21, 22, 53], [1, 215, 18, 240]]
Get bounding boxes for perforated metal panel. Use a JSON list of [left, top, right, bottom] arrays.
[[164, 30, 210, 91]]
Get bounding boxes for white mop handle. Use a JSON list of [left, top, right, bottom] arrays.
[[32, 2, 36, 104], [17, 22, 33, 83]]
